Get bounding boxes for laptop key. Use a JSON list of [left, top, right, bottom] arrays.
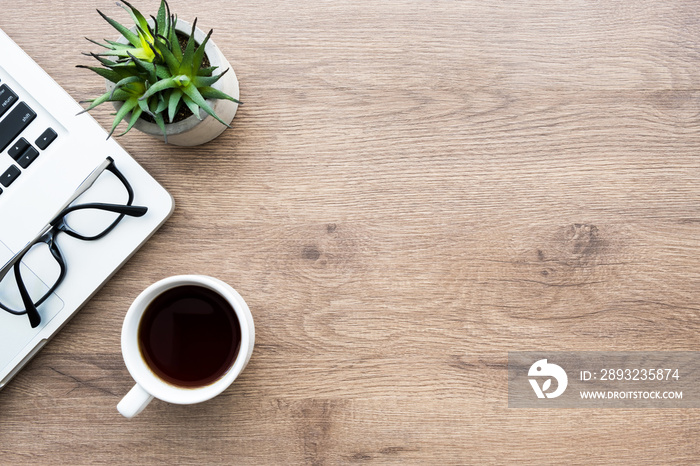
[[35, 128, 57, 150], [0, 84, 18, 118], [0, 102, 36, 153], [8, 137, 29, 160], [16, 146, 39, 169], [0, 165, 20, 188]]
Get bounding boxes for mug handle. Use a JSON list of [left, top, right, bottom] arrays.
[[117, 384, 154, 418]]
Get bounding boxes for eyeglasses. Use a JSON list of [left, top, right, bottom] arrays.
[[0, 157, 148, 328]]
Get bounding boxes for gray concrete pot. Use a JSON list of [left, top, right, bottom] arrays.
[[109, 19, 239, 146]]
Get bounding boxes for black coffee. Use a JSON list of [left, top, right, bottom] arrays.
[[138, 285, 241, 387]]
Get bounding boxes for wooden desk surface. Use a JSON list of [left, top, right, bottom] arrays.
[[2, 0, 700, 463]]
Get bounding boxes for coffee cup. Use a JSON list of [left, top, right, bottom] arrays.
[[117, 275, 254, 418]]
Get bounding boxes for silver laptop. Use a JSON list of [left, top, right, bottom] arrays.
[[0, 28, 174, 388]]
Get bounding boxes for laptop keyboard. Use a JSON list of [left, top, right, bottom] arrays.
[[0, 82, 57, 194]]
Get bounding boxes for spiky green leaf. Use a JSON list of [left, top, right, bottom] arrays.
[[85, 37, 110, 49], [197, 65, 217, 76], [109, 76, 143, 99], [178, 18, 198, 75], [117, 106, 143, 136], [153, 112, 168, 143], [139, 76, 181, 100], [168, 14, 182, 61], [192, 28, 212, 72], [152, 36, 180, 73], [87, 52, 119, 67], [97, 9, 140, 47], [77, 91, 112, 114], [104, 38, 132, 47], [182, 83, 229, 127], [198, 86, 241, 103], [101, 41, 134, 50], [76, 65, 123, 83], [182, 94, 201, 120], [126, 51, 158, 83], [108, 97, 139, 138], [167, 88, 183, 122], [108, 88, 136, 101], [156, 0, 168, 33], [120, 0, 150, 33], [137, 97, 152, 116], [155, 94, 168, 114], [193, 68, 227, 88]]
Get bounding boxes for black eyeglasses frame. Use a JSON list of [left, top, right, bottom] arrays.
[[0, 157, 147, 328]]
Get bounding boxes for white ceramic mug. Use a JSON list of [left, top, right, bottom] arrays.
[[117, 275, 255, 418]]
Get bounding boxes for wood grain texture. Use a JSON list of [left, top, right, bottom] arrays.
[[2, 0, 700, 463]]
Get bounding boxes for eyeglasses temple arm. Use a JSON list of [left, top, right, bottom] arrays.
[[14, 262, 41, 328], [52, 157, 114, 221], [60, 203, 148, 217]]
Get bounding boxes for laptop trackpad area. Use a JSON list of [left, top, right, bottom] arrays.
[[0, 239, 64, 372]]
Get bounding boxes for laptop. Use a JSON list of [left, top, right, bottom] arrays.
[[0, 28, 174, 389]]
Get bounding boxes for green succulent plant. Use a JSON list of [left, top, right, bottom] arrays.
[[78, 0, 240, 140]]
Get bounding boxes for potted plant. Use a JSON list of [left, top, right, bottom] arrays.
[[78, 0, 240, 146]]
